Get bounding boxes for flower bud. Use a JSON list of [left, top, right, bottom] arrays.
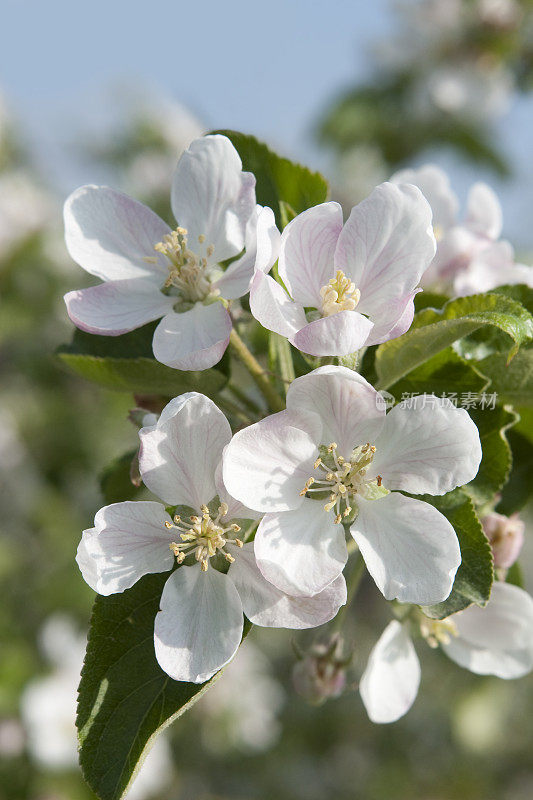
[[482, 511, 524, 569], [292, 633, 350, 705]]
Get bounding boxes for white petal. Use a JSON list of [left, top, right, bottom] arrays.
[[360, 621, 421, 723], [64, 279, 174, 336], [212, 205, 280, 300], [351, 493, 461, 605], [369, 396, 481, 495], [286, 365, 385, 454], [291, 310, 374, 357], [452, 240, 527, 297], [254, 499, 348, 597], [170, 135, 256, 263], [64, 185, 170, 282], [139, 393, 231, 507], [214, 460, 262, 521], [229, 543, 346, 628], [76, 502, 175, 595], [442, 582, 533, 679], [154, 566, 243, 683], [223, 408, 322, 513], [152, 301, 232, 371], [391, 164, 459, 232], [361, 289, 420, 347], [278, 202, 343, 306], [249, 271, 307, 339], [335, 183, 436, 318], [465, 182, 502, 240]]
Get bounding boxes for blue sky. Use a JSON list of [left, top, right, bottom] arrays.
[[1, 0, 533, 249]]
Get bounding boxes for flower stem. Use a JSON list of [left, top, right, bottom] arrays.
[[229, 328, 285, 413], [331, 550, 365, 633]]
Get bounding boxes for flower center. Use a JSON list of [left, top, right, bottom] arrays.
[[164, 502, 243, 572], [319, 270, 361, 317], [149, 227, 220, 303], [300, 442, 388, 524], [419, 616, 458, 648]]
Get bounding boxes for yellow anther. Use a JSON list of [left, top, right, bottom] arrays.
[[190, 515, 201, 524], [198, 234, 206, 243], [219, 502, 229, 518], [165, 520, 173, 529], [173, 514, 181, 524], [328, 443, 338, 452], [343, 507, 352, 517], [201, 559, 209, 572], [235, 538, 244, 548], [225, 553, 235, 563], [334, 514, 342, 524], [324, 500, 336, 512], [320, 270, 361, 317], [207, 244, 215, 257], [314, 457, 322, 469], [230, 523, 241, 532], [176, 552, 185, 564], [338, 484, 347, 495]]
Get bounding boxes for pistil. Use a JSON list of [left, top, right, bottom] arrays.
[[164, 502, 243, 571]]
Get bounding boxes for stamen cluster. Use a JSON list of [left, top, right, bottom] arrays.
[[164, 502, 243, 571], [319, 270, 361, 317], [300, 442, 382, 524], [419, 616, 458, 648], [152, 227, 218, 302]]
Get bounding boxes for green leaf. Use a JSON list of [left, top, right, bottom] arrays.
[[497, 429, 533, 514], [100, 450, 142, 504], [77, 571, 251, 800], [422, 489, 493, 620], [375, 293, 533, 391], [57, 325, 229, 396], [462, 405, 518, 507], [386, 347, 488, 399], [477, 348, 533, 406], [213, 130, 329, 228]]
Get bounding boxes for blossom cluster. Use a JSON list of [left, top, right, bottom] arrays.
[[66, 134, 533, 727]]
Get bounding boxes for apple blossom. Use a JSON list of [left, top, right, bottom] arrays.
[[64, 135, 279, 371], [391, 164, 533, 295], [360, 581, 533, 723], [223, 366, 481, 605], [76, 392, 346, 683], [249, 182, 436, 357]]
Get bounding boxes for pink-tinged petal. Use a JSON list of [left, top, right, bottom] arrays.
[[170, 135, 256, 263], [442, 583, 533, 679], [360, 621, 421, 724], [362, 289, 421, 346], [139, 393, 231, 507], [452, 240, 527, 296], [369, 396, 481, 495], [465, 182, 502, 240], [431, 225, 480, 284], [64, 185, 170, 283], [152, 302, 231, 371], [286, 365, 385, 454], [291, 310, 374, 357], [212, 206, 280, 300], [278, 202, 343, 306], [254, 499, 348, 597], [335, 183, 436, 317], [75, 502, 175, 596], [223, 408, 322, 513], [154, 566, 243, 683], [351, 493, 461, 605], [229, 543, 346, 628], [249, 271, 307, 338], [214, 460, 262, 522], [391, 164, 459, 231], [64, 279, 174, 336]]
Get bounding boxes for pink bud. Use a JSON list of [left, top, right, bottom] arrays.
[[292, 634, 350, 705], [482, 512, 525, 569]]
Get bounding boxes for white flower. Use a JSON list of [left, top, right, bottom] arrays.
[[63, 135, 279, 371], [223, 366, 481, 604], [20, 615, 172, 799], [391, 164, 533, 295], [249, 183, 436, 356], [482, 511, 525, 570], [76, 393, 346, 683], [360, 581, 533, 723]]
